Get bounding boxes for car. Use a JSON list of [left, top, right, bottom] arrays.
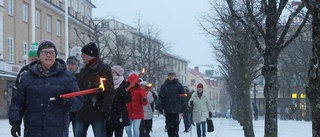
[[225, 109, 231, 118]]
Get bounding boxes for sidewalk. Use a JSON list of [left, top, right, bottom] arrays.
[[0, 116, 312, 137]]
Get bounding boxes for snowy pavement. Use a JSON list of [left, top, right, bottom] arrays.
[[0, 115, 312, 137]]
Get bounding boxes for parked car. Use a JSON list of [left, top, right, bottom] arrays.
[[225, 109, 231, 118]]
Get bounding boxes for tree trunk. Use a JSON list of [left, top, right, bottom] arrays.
[[306, 6, 320, 137], [262, 56, 279, 137]]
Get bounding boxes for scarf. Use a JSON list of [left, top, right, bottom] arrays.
[[113, 76, 124, 89]]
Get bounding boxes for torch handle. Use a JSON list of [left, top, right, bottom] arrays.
[[49, 88, 100, 101]]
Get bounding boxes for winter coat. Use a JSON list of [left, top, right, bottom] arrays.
[[126, 86, 148, 119], [106, 80, 132, 127], [189, 91, 213, 123], [182, 90, 194, 114], [76, 58, 115, 121], [143, 91, 154, 120], [9, 59, 83, 137], [157, 78, 185, 114]]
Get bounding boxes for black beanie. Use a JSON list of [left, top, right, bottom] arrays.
[[81, 42, 99, 57], [37, 39, 57, 57]]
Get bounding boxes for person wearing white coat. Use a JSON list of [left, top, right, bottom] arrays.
[[189, 83, 213, 137], [140, 81, 154, 137]]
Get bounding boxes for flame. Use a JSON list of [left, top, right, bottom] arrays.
[[148, 83, 153, 87], [141, 67, 146, 74], [99, 78, 106, 91]]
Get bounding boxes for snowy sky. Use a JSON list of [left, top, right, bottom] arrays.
[[90, 0, 218, 68], [0, 116, 312, 137]]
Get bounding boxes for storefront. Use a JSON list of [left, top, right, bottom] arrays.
[[0, 61, 21, 118]]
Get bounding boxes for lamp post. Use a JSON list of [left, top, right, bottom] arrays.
[[254, 83, 257, 104]]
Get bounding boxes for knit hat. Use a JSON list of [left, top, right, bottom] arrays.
[[28, 42, 38, 57], [67, 56, 78, 65], [197, 83, 203, 89], [37, 39, 57, 57], [111, 65, 124, 76], [140, 81, 148, 86], [127, 73, 140, 85], [167, 71, 176, 75], [81, 42, 99, 57]]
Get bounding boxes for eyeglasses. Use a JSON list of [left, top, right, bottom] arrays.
[[40, 50, 55, 56]]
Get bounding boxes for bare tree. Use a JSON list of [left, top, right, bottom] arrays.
[[278, 27, 312, 121], [301, 0, 320, 136], [199, 1, 262, 136], [130, 15, 170, 89], [225, 0, 309, 136]]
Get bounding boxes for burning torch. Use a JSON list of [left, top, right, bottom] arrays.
[[50, 78, 106, 101], [125, 67, 146, 91]]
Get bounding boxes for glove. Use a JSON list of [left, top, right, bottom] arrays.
[[11, 122, 21, 137], [190, 101, 194, 107], [54, 95, 71, 107], [142, 98, 147, 103], [209, 112, 212, 118]]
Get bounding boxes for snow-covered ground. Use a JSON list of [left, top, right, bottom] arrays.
[[0, 115, 311, 137]]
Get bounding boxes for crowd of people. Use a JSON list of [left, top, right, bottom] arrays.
[[8, 39, 214, 137]]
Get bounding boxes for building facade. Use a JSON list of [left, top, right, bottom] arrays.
[[0, 0, 96, 118]]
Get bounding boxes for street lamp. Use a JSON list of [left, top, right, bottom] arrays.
[[254, 82, 257, 104]]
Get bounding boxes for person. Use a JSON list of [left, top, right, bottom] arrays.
[[182, 86, 194, 132], [150, 89, 157, 132], [252, 103, 258, 120], [284, 105, 290, 120], [66, 56, 80, 136], [125, 73, 148, 137], [75, 42, 115, 137], [9, 39, 84, 137], [12, 42, 39, 96], [189, 83, 213, 137], [156, 71, 185, 137], [106, 65, 132, 137], [139, 81, 154, 137]]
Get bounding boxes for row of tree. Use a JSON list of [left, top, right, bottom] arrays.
[[200, 0, 320, 137], [76, 15, 173, 91]]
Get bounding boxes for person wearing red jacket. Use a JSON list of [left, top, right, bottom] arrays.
[[125, 73, 148, 137]]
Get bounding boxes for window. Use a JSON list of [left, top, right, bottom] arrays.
[[35, 10, 40, 27], [8, 37, 14, 63], [0, 0, 3, 6], [80, 3, 84, 16], [46, 16, 51, 32], [22, 4, 28, 22], [56, 21, 61, 36], [0, 17, 3, 60], [80, 32, 84, 42], [191, 79, 196, 86], [22, 42, 27, 55], [86, 7, 91, 19], [8, 0, 14, 16], [73, 29, 77, 43]]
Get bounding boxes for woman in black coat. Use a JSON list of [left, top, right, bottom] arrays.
[[106, 65, 132, 137]]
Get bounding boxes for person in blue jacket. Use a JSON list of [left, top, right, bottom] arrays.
[[9, 39, 83, 137]]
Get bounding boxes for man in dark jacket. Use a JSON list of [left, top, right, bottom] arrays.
[[157, 71, 185, 137], [9, 39, 83, 137], [75, 42, 115, 137], [182, 86, 194, 132]]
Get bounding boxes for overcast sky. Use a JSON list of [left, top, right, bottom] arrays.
[[91, 0, 218, 68]]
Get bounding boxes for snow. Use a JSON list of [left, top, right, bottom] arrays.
[[0, 115, 311, 137]]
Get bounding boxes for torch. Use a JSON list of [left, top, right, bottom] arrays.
[[146, 83, 153, 93], [125, 67, 146, 91], [50, 78, 106, 100]]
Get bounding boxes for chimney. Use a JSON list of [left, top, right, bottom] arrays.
[[194, 66, 199, 72]]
